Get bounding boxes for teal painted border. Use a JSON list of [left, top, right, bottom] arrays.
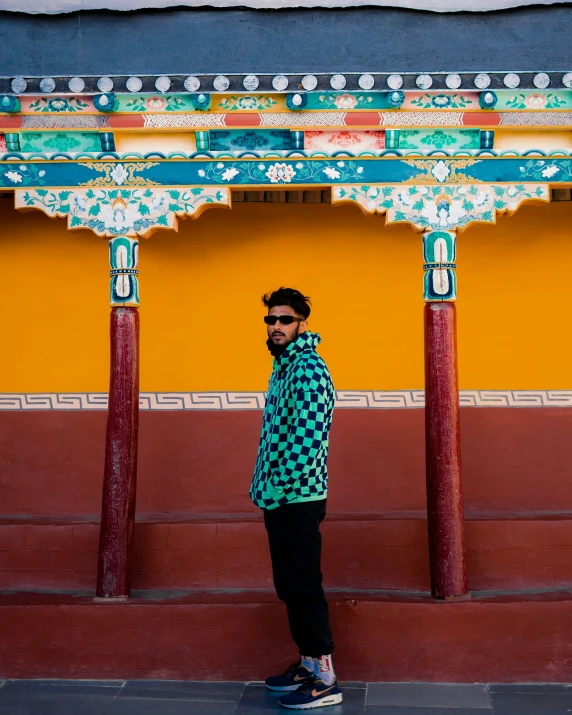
[[0, 157, 570, 188]]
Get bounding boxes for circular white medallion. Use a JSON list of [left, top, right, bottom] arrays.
[[533, 72, 550, 89], [98, 95, 109, 107], [503, 73, 520, 89], [11, 76, 27, 93], [68, 77, 85, 93], [292, 93, 303, 106], [97, 76, 114, 92], [301, 75, 318, 91], [184, 76, 200, 92], [445, 73, 462, 89], [213, 75, 230, 91], [243, 75, 260, 91], [272, 75, 289, 91], [155, 75, 171, 92], [387, 74, 403, 90], [126, 76, 143, 92], [39, 77, 56, 93], [330, 74, 346, 90], [416, 74, 433, 90], [474, 73, 491, 89], [563, 73, 572, 88], [358, 74, 375, 90]]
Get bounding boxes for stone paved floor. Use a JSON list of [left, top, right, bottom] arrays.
[[1, 680, 572, 714]]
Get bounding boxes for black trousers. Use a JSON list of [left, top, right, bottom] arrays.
[[264, 499, 334, 657]]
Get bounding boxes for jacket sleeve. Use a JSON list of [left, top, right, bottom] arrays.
[[271, 372, 331, 489]]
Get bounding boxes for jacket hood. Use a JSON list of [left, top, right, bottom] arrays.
[[274, 331, 322, 370]]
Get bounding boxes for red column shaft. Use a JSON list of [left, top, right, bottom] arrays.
[[424, 302, 468, 598], [96, 307, 140, 598]]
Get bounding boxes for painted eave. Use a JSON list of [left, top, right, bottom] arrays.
[[1, 0, 570, 12]]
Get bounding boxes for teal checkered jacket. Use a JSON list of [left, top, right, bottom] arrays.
[[250, 331, 335, 511]]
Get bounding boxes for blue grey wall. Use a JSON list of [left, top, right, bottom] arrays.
[[0, 5, 571, 75]]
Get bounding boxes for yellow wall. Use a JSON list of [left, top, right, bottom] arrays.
[[0, 198, 571, 391]]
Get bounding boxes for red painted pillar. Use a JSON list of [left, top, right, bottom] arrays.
[[96, 237, 140, 599], [423, 230, 468, 599]]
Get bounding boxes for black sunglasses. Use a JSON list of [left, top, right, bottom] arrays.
[[264, 315, 303, 326]]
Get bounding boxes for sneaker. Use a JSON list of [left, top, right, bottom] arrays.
[[278, 674, 343, 709], [265, 661, 316, 692]]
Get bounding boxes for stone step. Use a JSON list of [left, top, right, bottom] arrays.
[[2, 588, 572, 682]]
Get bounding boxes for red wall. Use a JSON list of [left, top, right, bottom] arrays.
[[2, 407, 572, 681], [1, 408, 571, 518]]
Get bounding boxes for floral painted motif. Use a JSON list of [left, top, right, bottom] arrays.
[[333, 183, 549, 231], [505, 93, 567, 110], [328, 131, 361, 147], [231, 132, 270, 150], [400, 129, 480, 151], [41, 133, 83, 152], [334, 94, 358, 110], [518, 159, 572, 181], [198, 160, 365, 185], [217, 95, 278, 111], [221, 168, 239, 181], [315, 93, 375, 110], [28, 97, 90, 113], [322, 167, 341, 179], [430, 161, 451, 182], [0, 164, 46, 187], [266, 163, 296, 183], [15, 186, 231, 237], [124, 95, 187, 112], [209, 130, 291, 152], [304, 131, 385, 151], [110, 165, 129, 185], [419, 131, 458, 149], [79, 162, 160, 187], [411, 94, 472, 109], [5, 170, 23, 183], [18, 131, 101, 154], [405, 158, 479, 184], [363, 131, 386, 149]]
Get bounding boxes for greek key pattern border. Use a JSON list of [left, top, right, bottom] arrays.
[[0, 391, 571, 411]]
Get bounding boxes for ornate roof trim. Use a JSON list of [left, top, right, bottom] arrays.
[[0, 0, 569, 13]]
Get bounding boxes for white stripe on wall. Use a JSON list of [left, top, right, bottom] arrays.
[[0, 391, 570, 410]]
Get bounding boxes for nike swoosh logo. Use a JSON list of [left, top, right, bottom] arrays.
[[293, 675, 309, 682], [311, 684, 335, 697]]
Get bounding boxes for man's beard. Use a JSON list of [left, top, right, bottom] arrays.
[[266, 326, 300, 357]]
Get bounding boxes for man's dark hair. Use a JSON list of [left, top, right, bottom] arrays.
[[262, 287, 311, 319]]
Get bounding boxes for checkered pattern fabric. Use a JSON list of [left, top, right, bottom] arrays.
[[250, 331, 335, 511]]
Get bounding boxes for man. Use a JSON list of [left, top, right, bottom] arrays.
[[250, 287, 341, 710]]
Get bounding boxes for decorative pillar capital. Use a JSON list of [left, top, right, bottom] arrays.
[[332, 183, 550, 232], [110, 236, 139, 307], [423, 230, 456, 302], [15, 186, 231, 238]]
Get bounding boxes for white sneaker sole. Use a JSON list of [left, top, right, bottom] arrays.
[[279, 693, 343, 709]]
